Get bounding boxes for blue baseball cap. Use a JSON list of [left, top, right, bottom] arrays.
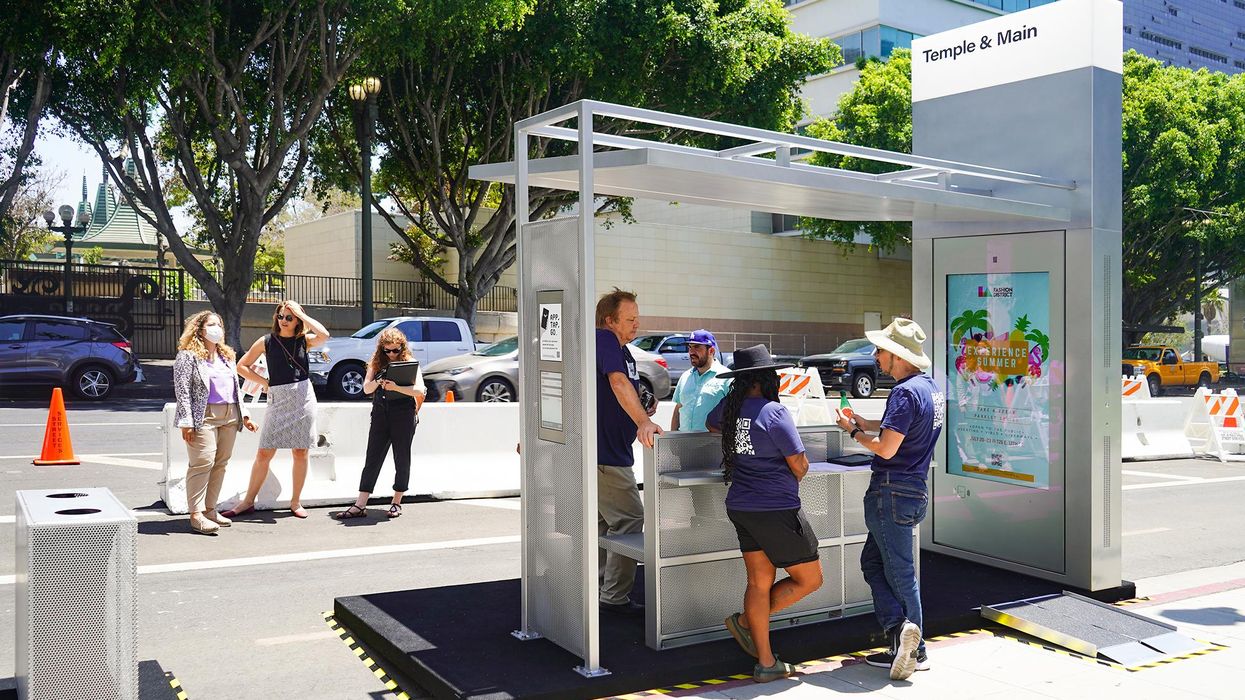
[[688, 329, 717, 347]]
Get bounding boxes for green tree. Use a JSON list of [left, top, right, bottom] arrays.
[[52, 0, 389, 346], [315, 0, 838, 330], [0, 166, 59, 259], [0, 1, 55, 240], [800, 49, 1245, 336], [80, 245, 104, 265]]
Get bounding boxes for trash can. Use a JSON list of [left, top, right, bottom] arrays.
[[15, 488, 138, 700]]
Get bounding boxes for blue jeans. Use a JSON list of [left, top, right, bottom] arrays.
[[861, 472, 928, 652]]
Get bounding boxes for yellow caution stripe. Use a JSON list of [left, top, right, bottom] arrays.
[[989, 627, 1228, 672], [165, 671, 189, 700], [323, 611, 413, 699]]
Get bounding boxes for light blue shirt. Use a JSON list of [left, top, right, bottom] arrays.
[[674, 361, 731, 431]]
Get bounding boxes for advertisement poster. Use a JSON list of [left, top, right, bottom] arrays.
[[539, 303, 563, 362], [947, 272, 1051, 489]]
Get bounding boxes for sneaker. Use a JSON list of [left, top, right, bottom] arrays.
[[890, 620, 922, 680], [753, 655, 795, 683], [599, 599, 644, 617], [725, 613, 758, 658], [864, 649, 929, 671]]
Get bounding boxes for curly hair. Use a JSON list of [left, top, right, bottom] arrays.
[[720, 370, 780, 484], [177, 311, 236, 363], [369, 328, 412, 374]]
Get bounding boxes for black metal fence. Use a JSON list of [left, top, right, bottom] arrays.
[[0, 259, 185, 358], [185, 271, 517, 313]]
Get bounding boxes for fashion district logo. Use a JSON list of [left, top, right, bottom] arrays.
[[734, 418, 755, 456], [977, 286, 1014, 298]]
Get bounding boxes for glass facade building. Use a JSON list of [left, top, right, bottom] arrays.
[[1123, 0, 1245, 73]]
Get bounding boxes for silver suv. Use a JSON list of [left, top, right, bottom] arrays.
[[0, 314, 143, 400]]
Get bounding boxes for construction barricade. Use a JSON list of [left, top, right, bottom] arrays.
[[1120, 375, 1194, 461], [778, 367, 832, 426], [1185, 387, 1245, 462], [1121, 374, 1151, 400]]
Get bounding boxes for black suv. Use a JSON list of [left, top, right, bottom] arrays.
[[0, 315, 143, 399], [798, 338, 895, 398]]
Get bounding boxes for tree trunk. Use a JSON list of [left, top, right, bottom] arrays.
[[455, 291, 477, 337]]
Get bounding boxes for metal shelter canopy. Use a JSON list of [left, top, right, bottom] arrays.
[[469, 100, 1074, 225]]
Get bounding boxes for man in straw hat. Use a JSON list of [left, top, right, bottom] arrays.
[[836, 318, 945, 681]]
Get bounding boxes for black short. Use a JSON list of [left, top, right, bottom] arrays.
[[727, 508, 819, 569]]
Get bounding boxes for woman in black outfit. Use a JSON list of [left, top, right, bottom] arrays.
[[335, 328, 425, 519]]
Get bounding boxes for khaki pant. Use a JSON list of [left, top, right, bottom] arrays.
[[598, 465, 644, 605], [185, 404, 239, 513]]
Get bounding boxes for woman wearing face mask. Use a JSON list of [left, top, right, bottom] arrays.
[[227, 300, 330, 519], [173, 311, 257, 535]]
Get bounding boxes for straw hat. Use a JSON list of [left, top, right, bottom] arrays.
[[866, 318, 931, 370]]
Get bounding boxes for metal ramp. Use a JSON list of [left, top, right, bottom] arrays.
[[982, 591, 1209, 667]]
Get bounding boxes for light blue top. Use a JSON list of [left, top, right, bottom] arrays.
[[673, 361, 731, 431]]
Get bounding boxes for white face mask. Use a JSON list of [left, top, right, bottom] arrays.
[[204, 325, 224, 344]]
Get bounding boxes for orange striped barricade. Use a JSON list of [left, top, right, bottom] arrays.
[[778, 367, 831, 426], [1184, 387, 1245, 462], [1121, 375, 1151, 400]]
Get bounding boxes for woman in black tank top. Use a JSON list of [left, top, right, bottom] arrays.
[[227, 301, 331, 520]]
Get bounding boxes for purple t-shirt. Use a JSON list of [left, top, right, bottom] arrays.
[[707, 397, 805, 511], [596, 328, 640, 467], [205, 355, 238, 405], [872, 373, 945, 481]]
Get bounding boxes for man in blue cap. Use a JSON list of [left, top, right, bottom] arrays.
[[671, 329, 731, 432]]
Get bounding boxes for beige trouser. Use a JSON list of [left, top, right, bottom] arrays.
[[185, 404, 239, 513], [598, 465, 644, 605]]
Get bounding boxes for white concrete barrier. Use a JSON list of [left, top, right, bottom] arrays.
[[160, 401, 676, 514], [1121, 400, 1195, 461]]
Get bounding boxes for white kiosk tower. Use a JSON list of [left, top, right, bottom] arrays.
[[912, 0, 1123, 591]]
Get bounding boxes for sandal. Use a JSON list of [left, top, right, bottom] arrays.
[[387, 503, 402, 519], [334, 504, 367, 520]]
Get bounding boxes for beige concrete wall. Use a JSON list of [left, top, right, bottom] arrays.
[[285, 211, 413, 282]]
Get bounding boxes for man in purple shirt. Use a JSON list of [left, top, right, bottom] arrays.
[[595, 289, 662, 616], [837, 318, 945, 681]]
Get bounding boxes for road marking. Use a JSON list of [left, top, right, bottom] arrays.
[[1122, 470, 1203, 480], [1123, 475, 1245, 490], [0, 452, 162, 460], [78, 455, 163, 470], [456, 498, 521, 511], [254, 631, 339, 646], [0, 534, 520, 585], [0, 422, 161, 428], [1122, 527, 1172, 537]]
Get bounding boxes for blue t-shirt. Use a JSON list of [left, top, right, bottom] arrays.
[[872, 373, 945, 481], [707, 397, 805, 511], [596, 328, 640, 467]]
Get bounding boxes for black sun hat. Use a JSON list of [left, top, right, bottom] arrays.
[[718, 344, 793, 379]]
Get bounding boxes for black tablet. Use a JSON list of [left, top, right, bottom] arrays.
[[383, 361, 421, 399]]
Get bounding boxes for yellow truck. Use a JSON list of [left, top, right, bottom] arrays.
[[1123, 345, 1219, 396]]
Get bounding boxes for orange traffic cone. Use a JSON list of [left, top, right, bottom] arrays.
[[445, 390, 456, 403], [33, 388, 79, 466]]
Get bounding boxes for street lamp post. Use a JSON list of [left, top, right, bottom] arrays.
[[43, 204, 90, 314], [350, 76, 381, 326]]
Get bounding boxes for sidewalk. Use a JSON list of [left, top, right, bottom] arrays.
[[632, 562, 1245, 699]]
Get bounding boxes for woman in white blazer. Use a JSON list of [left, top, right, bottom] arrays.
[[173, 311, 256, 534]]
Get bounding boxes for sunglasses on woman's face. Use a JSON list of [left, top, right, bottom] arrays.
[[383, 347, 403, 355], [275, 314, 295, 322]]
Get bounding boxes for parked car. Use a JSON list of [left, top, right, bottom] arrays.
[[422, 336, 673, 403], [0, 314, 143, 400], [308, 316, 475, 399], [631, 333, 734, 386], [798, 338, 895, 398]]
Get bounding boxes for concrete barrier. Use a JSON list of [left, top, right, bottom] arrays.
[[160, 401, 676, 514], [1120, 400, 1195, 461]]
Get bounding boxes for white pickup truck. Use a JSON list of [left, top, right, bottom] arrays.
[[308, 316, 475, 398]]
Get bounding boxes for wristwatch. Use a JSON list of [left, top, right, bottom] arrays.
[[850, 427, 862, 439]]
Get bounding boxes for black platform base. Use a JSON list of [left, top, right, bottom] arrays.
[[333, 552, 1135, 700]]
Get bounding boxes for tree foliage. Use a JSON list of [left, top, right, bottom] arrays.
[[52, 0, 386, 345], [0, 166, 59, 259], [314, 0, 838, 329], [800, 49, 1245, 333]]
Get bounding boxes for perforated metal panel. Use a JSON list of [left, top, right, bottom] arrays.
[[520, 216, 590, 658], [799, 473, 842, 540], [16, 489, 137, 700], [844, 541, 872, 607], [843, 471, 870, 536]]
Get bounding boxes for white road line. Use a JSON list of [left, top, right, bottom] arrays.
[[78, 456, 163, 470], [254, 631, 339, 646], [1122, 470, 1204, 480], [1123, 475, 1245, 490], [0, 535, 520, 585], [1122, 527, 1172, 536], [456, 499, 521, 511], [0, 448, 161, 460], [0, 422, 161, 428]]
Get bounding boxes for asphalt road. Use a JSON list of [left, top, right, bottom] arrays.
[[1, 400, 1243, 697]]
